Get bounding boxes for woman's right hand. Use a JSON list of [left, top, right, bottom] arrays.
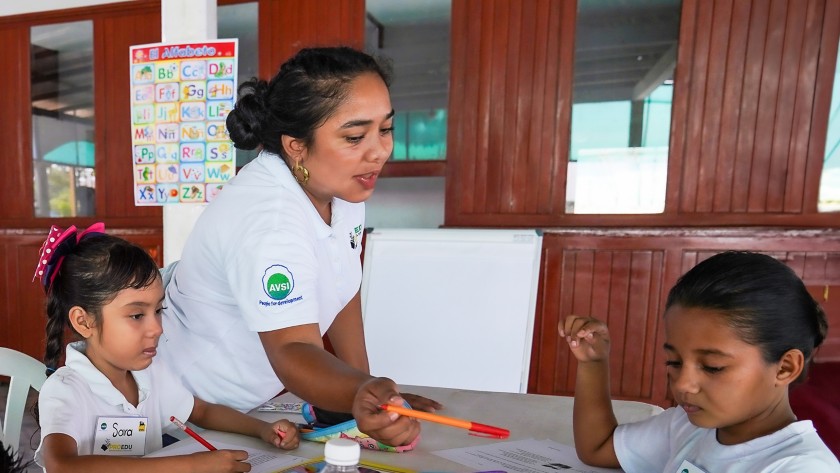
[[352, 377, 421, 447], [190, 449, 252, 473], [559, 315, 611, 363]]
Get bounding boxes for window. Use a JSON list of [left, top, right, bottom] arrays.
[[566, 0, 681, 214], [31, 21, 95, 217], [365, 0, 450, 162], [819, 38, 840, 212], [391, 109, 448, 160]]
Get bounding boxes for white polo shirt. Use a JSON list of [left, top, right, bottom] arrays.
[[614, 407, 840, 472], [35, 342, 194, 465], [158, 150, 365, 411]]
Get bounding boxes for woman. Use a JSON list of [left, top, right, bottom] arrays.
[[157, 46, 438, 447]]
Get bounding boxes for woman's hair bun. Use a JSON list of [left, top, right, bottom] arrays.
[[226, 78, 270, 150]]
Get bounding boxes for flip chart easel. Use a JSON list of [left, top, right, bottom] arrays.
[[360, 228, 543, 393]]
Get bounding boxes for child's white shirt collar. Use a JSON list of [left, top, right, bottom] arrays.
[[65, 341, 152, 409]]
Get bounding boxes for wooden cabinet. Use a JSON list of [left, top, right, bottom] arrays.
[[528, 228, 840, 407]]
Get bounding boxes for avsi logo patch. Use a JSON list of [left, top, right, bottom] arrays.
[[350, 224, 363, 249], [262, 265, 294, 300]]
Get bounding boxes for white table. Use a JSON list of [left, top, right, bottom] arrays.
[[179, 385, 662, 472]]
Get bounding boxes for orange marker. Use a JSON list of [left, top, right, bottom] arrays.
[[379, 404, 509, 439]]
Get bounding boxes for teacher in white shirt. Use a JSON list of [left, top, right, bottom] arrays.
[[158, 46, 440, 448]]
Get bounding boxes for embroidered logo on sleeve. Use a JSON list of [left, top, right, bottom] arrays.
[[260, 264, 303, 307]]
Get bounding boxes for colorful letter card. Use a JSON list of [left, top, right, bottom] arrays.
[[129, 40, 238, 205]]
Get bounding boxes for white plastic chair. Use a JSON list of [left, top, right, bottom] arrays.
[[0, 347, 47, 455], [160, 260, 179, 289]]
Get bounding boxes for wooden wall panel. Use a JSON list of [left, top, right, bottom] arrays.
[[748, 0, 787, 212], [14, 237, 51, 359], [529, 245, 665, 402], [783, 0, 826, 211], [711, 1, 748, 212], [669, 0, 832, 215], [259, 0, 365, 77], [0, 26, 31, 222], [530, 229, 840, 406], [676, 0, 712, 212], [445, 0, 575, 225], [733, 0, 770, 212], [97, 5, 162, 224], [803, 0, 840, 210], [528, 240, 563, 393]]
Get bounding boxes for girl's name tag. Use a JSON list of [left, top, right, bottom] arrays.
[[93, 416, 149, 456]]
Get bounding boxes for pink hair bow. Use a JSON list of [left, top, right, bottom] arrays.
[[32, 222, 106, 291]]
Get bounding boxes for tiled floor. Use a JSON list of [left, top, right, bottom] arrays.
[[0, 382, 41, 472]]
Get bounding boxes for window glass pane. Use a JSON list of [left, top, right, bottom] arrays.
[[818, 39, 840, 212], [218, 1, 259, 167], [390, 109, 447, 160], [566, 0, 681, 214], [365, 0, 450, 161], [31, 21, 95, 217]]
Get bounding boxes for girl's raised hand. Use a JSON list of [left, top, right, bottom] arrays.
[[262, 419, 300, 450], [191, 449, 252, 472], [559, 315, 611, 362]]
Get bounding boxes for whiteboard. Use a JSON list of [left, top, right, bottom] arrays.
[[360, 228, 543, 393]]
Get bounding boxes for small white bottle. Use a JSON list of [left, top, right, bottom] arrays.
[[318, 438, 361, 473]]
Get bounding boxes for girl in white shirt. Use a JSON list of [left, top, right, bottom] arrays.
[[561, 251, 839, 472], [33, 223, 299, 473]]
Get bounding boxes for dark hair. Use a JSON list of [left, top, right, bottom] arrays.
[[665, 251, 828, 381], [1, 440, 33, 473], [43, 234, 160, 376], [226, 46, 392, 158]]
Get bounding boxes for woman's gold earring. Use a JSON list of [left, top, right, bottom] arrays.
[[292, 162, 310, 185]]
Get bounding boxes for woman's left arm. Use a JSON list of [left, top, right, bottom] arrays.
[[327, 290, 443, 413], [325, 290, 370, 373]]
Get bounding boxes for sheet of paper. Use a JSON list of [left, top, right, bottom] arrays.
[[433, 438, 622, 473], [146, 439, 307, 473]]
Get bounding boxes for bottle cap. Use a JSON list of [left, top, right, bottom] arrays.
[[324, 438, 360, 466]]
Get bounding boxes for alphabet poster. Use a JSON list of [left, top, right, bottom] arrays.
[[129, 40, 238, 205]]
